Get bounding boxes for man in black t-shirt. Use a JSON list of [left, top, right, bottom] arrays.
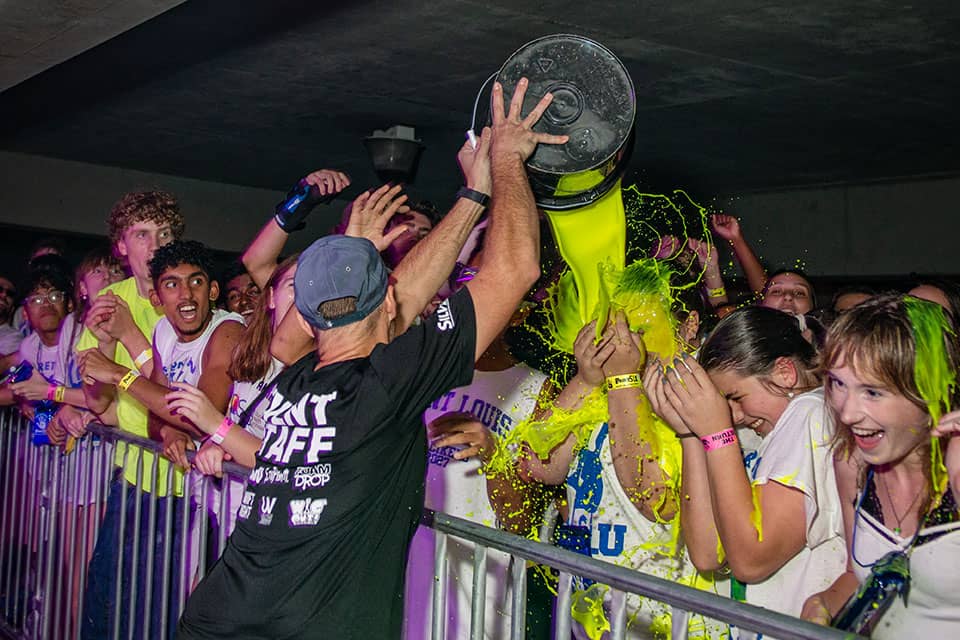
[[176, 77, 568, 639]]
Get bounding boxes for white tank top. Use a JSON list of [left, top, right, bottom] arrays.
[[153, 309, 243, 385], [403, 363, 549, 640], [850, 482, 960, 639]]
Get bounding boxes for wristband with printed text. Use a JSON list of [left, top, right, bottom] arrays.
[[605, 373, 643, 391], [701, 428, 737, 452], [210, 416, 234, 445], [117, 369, 140, 392]]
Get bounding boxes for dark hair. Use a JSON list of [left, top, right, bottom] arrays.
[[229, 254, 298, 382], [22, 259, 74, 304], [407, 200, 441, 226], [28, 236, 66, 262], [762, 268, 817, 308], [699, 306, 820, 392], [908, 277, 960, 321], [149, 240, 215, 285], [108, 190, 185, 246]]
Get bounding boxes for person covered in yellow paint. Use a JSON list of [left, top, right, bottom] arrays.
[[803, 294, 960, 637], [646, 306, 847, 639], [519, 302, 701, 640]]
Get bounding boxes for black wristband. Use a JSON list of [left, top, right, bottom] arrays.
[[456, 186, 490, 209]]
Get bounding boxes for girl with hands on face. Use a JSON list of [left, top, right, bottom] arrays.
[[650, 306, 846, 632]]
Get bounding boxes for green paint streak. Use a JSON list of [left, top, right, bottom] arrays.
[[905, 296, 957, 500]]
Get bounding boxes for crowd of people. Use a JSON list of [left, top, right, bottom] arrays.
[[1, 76, 958, 640]]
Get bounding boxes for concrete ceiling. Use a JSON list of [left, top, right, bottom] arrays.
[[1, 0, 959, 204]]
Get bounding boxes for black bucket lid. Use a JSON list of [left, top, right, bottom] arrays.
[[496, 34, 636, 176]]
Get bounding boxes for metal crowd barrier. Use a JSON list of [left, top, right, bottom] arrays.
[[0, 407, 861, 640]]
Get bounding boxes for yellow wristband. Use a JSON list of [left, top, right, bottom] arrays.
[[133, 348, 153, 370], [605, 373, 642, 391], [117, 369, 140, 391], [708, 286, 726, 299], [54, 385, 66, 403]]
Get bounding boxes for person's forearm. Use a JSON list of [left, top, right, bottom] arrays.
[[486, 467, 554, 536], [607, 388, 675, 521], [815, 570, 859, 619], [242, 218, 289, 289], [125, 375, 204, 438], [62, 387, 87, 409], [701, 265, 730, 308], [679, 439, 723, 570], [729, 237, 767, 295], [391, 197, 485, 331], [83, 381, 114, 415], [705, 445, 778, 578], [480, 154, 540, 293]]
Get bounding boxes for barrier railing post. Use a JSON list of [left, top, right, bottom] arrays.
[[1, 415, 17, 622], [431, 531, 448, 640], [508, 554, 527, 640], [469, 543, 487, 640], [142, 456, 159, 640], [75, 438, 95, 640], [112, 447, 131, 640], [159, 463, 175, 640], [609, 588, 627, 640], [554, 571, 573, 640]]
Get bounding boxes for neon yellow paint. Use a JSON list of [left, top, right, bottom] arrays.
[[905, 296, 956, 503], [570, 584, 611, 640], [750, 483, 764, 542]]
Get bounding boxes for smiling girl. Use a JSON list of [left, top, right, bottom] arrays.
[[646, 306, 847, 637], [803, 294, 960, 635]]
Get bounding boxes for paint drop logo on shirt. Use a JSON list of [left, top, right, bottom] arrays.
[[288, 498, 328, 527]]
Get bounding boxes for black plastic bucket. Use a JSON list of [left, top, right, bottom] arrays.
[[495, 34, 636, 210]]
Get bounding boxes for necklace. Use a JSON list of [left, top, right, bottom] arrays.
[[879, 471, 926, 536]]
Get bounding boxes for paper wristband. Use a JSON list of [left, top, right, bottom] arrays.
[[46, 384, 57, 401], [701, 428, 737, 452], [117, 369, 140, 392], [606, 373, 642, 391], [708, 286, 727, 298], [210, 417, 234, 445], [133, 348, 153, 370], [54, 385, 66, 403]]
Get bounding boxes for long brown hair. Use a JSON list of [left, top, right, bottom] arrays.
[[229, 254, 298, 382]]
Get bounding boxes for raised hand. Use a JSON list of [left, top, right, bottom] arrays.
[[711, 214, 742, 243], [600, 311, 646, 377], [660, 353, 732, 438], [643, 356, 692, 436], [651, 235, 683, 260], [457, 126, 492, 194], [686, 237, 718, 269], [344, 184, 412, 252], [573, 321, 615, 387], [303, 169, 350, 197], [490, 78, 569, 163]]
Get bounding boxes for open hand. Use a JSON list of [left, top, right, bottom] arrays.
[[601, 311, 646, 377], [660, 354, 732, 438], [489, 78, 569, 163], [165, 383, 224, 436], [303, 169, 350, 197], [344, 184, 411, 252]]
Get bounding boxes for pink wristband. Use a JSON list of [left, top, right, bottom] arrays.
[[46, 384, 57, 401], [701, 428, 737, 452], [210, 417, 234, 445]]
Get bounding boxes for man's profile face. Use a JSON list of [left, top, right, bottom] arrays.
[[117, 220, 175, 279], [153, 263, 218, 341], [226, 273, 261, 321]]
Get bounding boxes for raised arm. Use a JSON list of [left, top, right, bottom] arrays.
[[465, 79, 568, 360], [711, 214, 767, 295], [243, 169, 350, 288]]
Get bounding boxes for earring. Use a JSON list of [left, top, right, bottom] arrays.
[[787, 391, 795, 399]]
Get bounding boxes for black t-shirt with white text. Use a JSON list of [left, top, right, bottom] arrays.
[[178, 289, 477, 639]]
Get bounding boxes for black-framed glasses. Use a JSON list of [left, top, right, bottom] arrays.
[[25, 290, 66, 307]]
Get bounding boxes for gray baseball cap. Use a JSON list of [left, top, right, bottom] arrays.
[[294, 235, 388, 330]]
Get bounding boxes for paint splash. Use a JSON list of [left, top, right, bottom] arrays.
[[904, 295, 957, 504]]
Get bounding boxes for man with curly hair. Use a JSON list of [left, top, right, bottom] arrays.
[[72, 190, 186, 640]]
